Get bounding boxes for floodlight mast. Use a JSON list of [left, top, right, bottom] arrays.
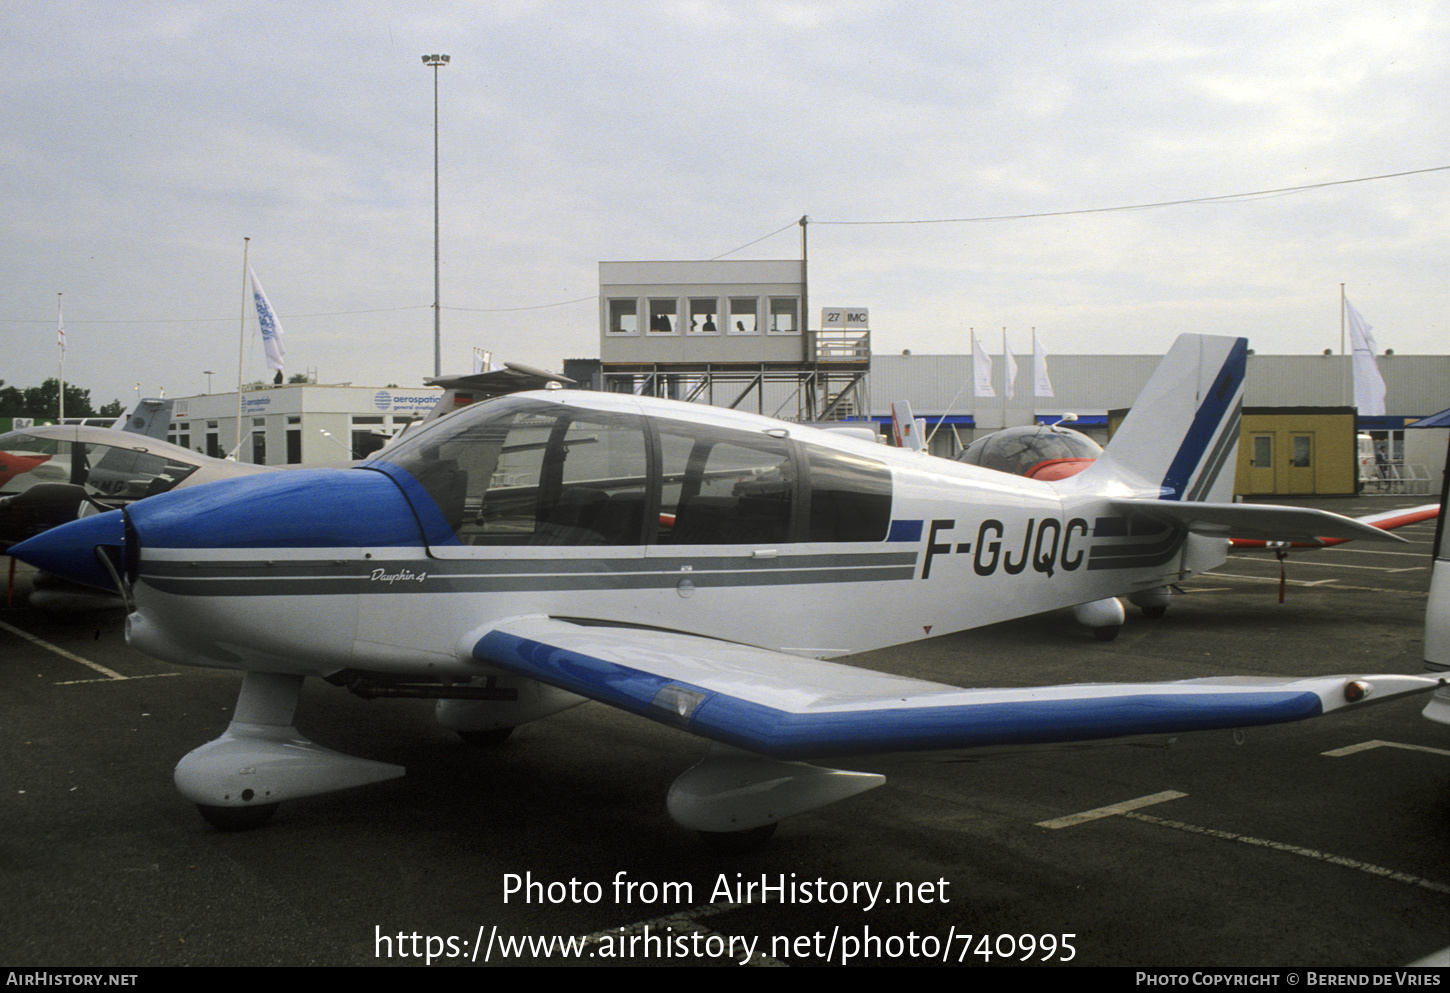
[[422, 54, 450, 378]]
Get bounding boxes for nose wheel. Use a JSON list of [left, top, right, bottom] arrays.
[[698, 823, 777, 852], [197, 802, 279, 832], [1073, 596, 1126, 640], [457, 726, 515, 747]]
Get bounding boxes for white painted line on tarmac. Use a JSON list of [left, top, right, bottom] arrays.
[[1123, 811, 1450, 895], [55, 672, 179, 685], [1323, 547, 1434, 559], [1209, 571, 1341, 586], [1206, 572, 1427, 596], [1226, 557, 1422, 573], [1322, 739, 1450, 759], [1035, 790, 1188, 829], [0, 619, 126, 679], [0, 619, 175, 683]]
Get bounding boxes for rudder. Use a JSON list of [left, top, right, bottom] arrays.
[[1083, 334, 1246, 502]]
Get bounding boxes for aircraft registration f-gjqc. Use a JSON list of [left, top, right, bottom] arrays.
[[10, 334, 1438, 844]]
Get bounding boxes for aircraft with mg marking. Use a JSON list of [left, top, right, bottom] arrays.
[[9, 334, 1439, 846]]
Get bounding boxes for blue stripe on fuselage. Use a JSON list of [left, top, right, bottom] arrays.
[[887, 519, 923, 542]]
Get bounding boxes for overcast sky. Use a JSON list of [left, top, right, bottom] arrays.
[[3, 1, 1445, 408]]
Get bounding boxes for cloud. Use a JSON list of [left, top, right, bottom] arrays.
[[1, 1, 1444, 407]]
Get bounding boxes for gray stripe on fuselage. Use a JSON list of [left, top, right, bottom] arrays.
[[1086, 526, 1185, 570], [137, 550, 920, 597]]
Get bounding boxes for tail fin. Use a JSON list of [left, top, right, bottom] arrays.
[[1082, 334, 1246, 502], [118, 398, 175, 441], [890, 400, 926, 452]]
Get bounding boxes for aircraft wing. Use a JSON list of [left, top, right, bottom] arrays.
[[471, 617, 1436, 759], [1111, 498, 1409, 545]]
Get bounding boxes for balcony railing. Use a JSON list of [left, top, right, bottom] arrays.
[[812, 328, 870, 363]]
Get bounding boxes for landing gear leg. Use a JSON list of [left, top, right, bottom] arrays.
[[175, 671, 404, 829]]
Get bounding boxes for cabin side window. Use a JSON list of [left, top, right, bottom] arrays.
[[805, 444, 892, 542], [655, 422, 794, 545], [385, 398, 650, 545], [381, 398, 892, 547]]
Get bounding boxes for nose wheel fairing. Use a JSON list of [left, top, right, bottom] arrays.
[[174, 672, 404, 824]]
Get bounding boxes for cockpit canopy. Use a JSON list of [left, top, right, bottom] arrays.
[[956, 425, 1103, 478], [369, 394, 894, 546], [0, 430, 200, 498]]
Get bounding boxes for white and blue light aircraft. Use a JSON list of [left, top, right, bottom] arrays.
[[10, 335, 1437, 844]]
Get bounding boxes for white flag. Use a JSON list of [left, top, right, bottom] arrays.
[[1003, 341, 1018, 401], [1345, 298, 1385, 416], [1033, 332, 1054, 397], [57, 302, 65, 356], [972, 334, 994, 397], [249, 267, 287, 372]]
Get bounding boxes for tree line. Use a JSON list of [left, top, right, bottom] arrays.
[[0, 378, 124, 420]]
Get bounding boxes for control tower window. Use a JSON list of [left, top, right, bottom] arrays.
[[608, 299, 638, 334], [729, 298, 758, 334], [648, 299, 677, 334], [769, 297, 799, 334], [689, 298, 719, 334]]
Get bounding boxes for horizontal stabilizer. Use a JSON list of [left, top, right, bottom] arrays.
[[1112, 499, 1408, 545], [472, 617, 1436, 759], [1351, 503, 1440, 531]]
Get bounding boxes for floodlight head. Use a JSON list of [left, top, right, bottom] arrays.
[[422, 54, 450, 66]]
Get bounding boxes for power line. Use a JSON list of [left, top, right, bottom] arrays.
[[6, 165, 1442, 326], [0, 297, 602, 326], [444, 296, 595, 314], [812, 165, 1450, 226], [710, 219, 802, 260], [0, 305, 429, 326]]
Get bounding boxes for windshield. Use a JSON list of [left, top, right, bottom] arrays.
[[0, 431, 201, 500]]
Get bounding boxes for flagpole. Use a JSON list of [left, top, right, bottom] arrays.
[[925, 331, 974, 449], [56, 293, 64, 422], [1339, 283, 1346, 355], [1029, 327, 1036, 423], [1340, 283, 1349, 407], [237, 237, 249, 459], [964, 328, 989, 445], [1001, 328, 1007, 429]]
